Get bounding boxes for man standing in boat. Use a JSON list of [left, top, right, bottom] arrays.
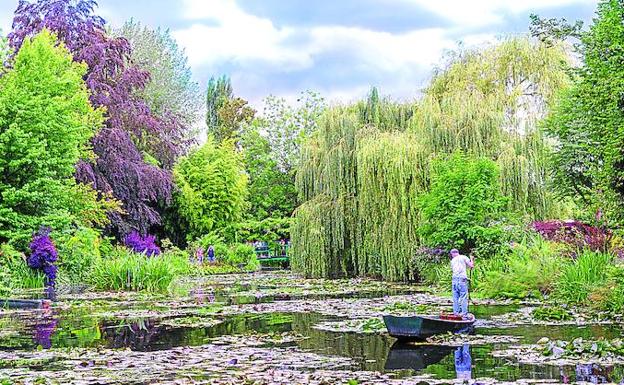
[[450, 249, 474, 318]]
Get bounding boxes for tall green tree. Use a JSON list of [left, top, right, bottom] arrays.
[[117, 20, 203, 144], [292, 38, 571, 281], [206, 75, 233, 135], [545, 0, 624, 221], [215, 96, 255, 143], [240, 123, 298, 220], [173, 138, 248, 241], [262, 90, 326, 173], [0, 30, 110, 247]]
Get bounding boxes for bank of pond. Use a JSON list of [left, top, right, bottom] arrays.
[[1, 271, 623, 384]]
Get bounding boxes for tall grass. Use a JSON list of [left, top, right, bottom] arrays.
[[554, 250, 612, 304], [589, 265, 624, 314], [89, 247, 192, 292], [0, 243, 45, 292]]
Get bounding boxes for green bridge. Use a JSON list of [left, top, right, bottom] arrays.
[[254, 244, 290, 264]]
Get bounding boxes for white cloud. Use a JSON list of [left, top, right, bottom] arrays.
[[174, 0, 306, 71], [406, 0, 596, 28], [170, 0, 594, 104], [172, 0, 483, 83]]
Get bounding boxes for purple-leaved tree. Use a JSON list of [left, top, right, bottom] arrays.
[[8, 0, 189, 236]]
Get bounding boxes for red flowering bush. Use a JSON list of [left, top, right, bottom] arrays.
[[532, 220, 610, 255]]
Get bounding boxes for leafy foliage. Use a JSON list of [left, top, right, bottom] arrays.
[[532, 220, 610, 254], [9, 0, 178, 236], [0, 243, 44, 292], [117, 19, 202, 144], [88, 246, 189, 292], [0, 30, 111, 247], [229, 217, 293, 243], [172, 138, 248, 241], [240, 91, 325, 222], [529, 13, 583, 46], [55, 227, 104, 283], [206, 75, 233, 134], [419, 153, 508, 254], [216, 97, 255, 143], [544, 0, 624, 223], [477, 237, 564, 299], [240, 126, 298, 220], [261, 91, 326, 174], [589, 265, 624, 314], [554, 250, 612, 303], [293, 38, 570, 280]]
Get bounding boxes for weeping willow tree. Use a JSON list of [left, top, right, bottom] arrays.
[[293, 37, 572, 280], [411, 37, 570, 217]]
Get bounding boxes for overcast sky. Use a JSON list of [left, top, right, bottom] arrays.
[[1, 0, 598, 107]]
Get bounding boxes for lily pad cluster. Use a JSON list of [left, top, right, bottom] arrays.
[[542, 337, 624, 360]]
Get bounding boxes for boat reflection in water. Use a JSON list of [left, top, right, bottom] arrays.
[[385, 342, 473, 381]]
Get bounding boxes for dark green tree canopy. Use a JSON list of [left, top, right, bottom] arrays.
[[545, 0, 624, 222], [419, 153, 508, 254]]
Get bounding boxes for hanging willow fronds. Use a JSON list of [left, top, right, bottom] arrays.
[[292, 37, 572, 280], [411, 37, 570, 217], [356, 132, 429, 280]]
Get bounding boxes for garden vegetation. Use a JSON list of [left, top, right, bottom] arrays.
[[0, 0, 623, 319]]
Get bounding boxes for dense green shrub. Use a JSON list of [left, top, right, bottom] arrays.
[[227, 217, 293, 243], [172, 138, 248, 242], [55, 227, 102, 283], [226, 243, 254, 265], [0, 243, 44, 291], [0, 30, 112, 248], [477, 237, 564, 299], [554, 250, 612, 303], [544, 0, 624, 222], [419, 153, 509, 256], [225, 243, 260, 270]]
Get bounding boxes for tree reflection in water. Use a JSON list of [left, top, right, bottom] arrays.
[[101, 318, 165, 351]]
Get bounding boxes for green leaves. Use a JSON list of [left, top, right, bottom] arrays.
[[172, 138, 248, 241], [545, 0, 624, 223], [418, 153, 508, 255], [0, 30, 108, 247]]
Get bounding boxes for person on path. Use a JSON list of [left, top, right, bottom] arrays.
[[207, 245, 215, 263], [450, 249, 474, 317]]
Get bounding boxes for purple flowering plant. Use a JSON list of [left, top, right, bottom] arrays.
[[124, 231, 161, 256], [532, 220, 610, 255], [26, 228, 58, 288]]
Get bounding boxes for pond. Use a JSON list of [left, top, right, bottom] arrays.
[[1, 271, 623, 384]]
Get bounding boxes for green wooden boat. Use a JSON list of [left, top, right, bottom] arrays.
[[383, 313, 475, 340]]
